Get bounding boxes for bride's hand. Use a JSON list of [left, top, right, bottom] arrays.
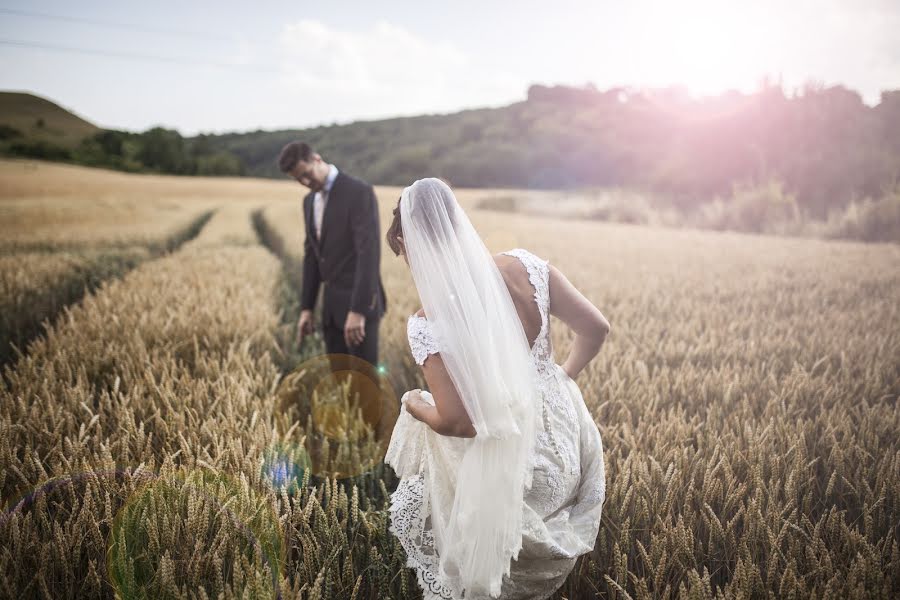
[[403, 390, 427, 421]]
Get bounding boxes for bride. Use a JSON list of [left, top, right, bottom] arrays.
[[383, 178, 610, 600]]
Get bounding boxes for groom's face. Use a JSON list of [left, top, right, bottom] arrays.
[[289, 155, 328, 192]]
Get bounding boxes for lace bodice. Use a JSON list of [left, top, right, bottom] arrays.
[[406, 248, 555, 368]]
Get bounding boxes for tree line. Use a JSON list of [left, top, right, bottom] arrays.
[[211, 82, 900, 223], [1, 126, 244, 176]]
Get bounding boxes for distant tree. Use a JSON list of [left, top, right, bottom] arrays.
[[195, 151, 243, 176], [93, 130, 130, 157], [137, 127, 187, 174], [8, 140, 70, 160], [0, 125, 22, 140]]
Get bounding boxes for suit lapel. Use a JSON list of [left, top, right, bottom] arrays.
[[305, 192, 319, 244], [318, 172, 343, 247]]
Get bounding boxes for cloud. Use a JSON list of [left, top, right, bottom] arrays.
[[275, 19, 520, 124], [280, 20, 464, 91]]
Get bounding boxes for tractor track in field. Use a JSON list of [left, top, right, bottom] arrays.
[[1, 208, 216, 376]]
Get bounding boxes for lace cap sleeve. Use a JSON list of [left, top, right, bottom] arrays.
[[407, 314, 441, 366]]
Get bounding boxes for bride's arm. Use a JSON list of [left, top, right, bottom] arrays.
[[549, 264, 611, 380], [405, 355, 477, 438]]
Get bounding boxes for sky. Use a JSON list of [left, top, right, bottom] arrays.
[[1, 0, 898, 135]]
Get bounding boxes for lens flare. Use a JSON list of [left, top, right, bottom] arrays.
[[108, 467, 284, 599], [274, 353, 399, 479], [261, 441, 311, 494]]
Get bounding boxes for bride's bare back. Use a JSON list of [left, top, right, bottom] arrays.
[[493, 253, 610, 375], [410, 251, 610, 438], [494, 253, 543, 348]]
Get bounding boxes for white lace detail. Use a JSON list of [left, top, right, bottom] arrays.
[[407, 313, 441, 366], [388, 474, 457, 599], [583, 471, 606, 506], [531, 452, 564, 513]]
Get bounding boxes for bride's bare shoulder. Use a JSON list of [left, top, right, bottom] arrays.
[[493, 250, 530, 269], [492, 251, 531, 290], [492, 251, 519, 268], [414, 307, 426, 318]]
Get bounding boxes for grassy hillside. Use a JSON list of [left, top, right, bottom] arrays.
[[0, 91, 99, 147]]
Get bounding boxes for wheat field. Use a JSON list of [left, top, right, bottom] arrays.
[[0, 158, 898, 599]]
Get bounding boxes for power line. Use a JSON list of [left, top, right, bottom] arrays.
[[0, 7, 233, 42], [0, 38, 281, 74]]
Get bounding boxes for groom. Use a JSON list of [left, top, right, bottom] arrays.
[[278, 141, 387, 367]]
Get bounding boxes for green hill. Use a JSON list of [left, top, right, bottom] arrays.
[[206, 84, 900, 219], [0, 91, 99, 147]]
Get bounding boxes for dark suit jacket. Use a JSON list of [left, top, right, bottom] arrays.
[[301, 171, 387, 329]]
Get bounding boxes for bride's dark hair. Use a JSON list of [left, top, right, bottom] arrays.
[[386, 197, 404, 256]]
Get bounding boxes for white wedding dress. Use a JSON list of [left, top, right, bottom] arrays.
[[385, 248, 606, 600]]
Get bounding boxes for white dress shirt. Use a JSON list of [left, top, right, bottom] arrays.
[[313, 163, 339, 239]]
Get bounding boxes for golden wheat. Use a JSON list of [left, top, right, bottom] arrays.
[[0, 248, 149, 364], [0, 159, 272, 252], [1, 161, 898, 599]]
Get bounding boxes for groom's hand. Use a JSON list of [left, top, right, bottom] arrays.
[[296, 309, 314, 346], [344, 311, 366, 348]]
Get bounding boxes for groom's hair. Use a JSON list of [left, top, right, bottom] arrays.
[[277, 141, 314, 173]]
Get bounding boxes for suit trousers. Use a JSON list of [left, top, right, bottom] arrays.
[[322, 312, 381, 368]]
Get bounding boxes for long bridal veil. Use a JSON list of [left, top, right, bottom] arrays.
[[399, 178, 543, 597]]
